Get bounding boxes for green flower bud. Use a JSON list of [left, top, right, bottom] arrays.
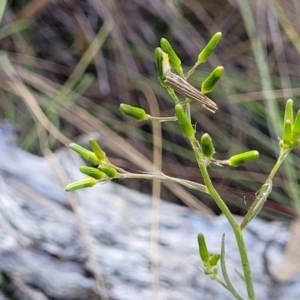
[[65, 177, 97, 192], [80, 166, 107, 180], [200, 133, 215, 158], [293, 109, 300, 141], [98, 164, 118, 178], [228, 150, 259, 167], [175, 104, 195, 138], [69, 143, 100, 165], [155, 47, 168, 87], [119, 104, 148, 121], [284, 99, 293, 126], [89, 138, 106, 161], [208, 253, 220, 267], [281, 99, 294, 148], [197, 234, 210, 263], [201, 66, 224, 95], [198, 32, 222, 64], [282, 119, 292, 145], [160, 38, 183, 76]]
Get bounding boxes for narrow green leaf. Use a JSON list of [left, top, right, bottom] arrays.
[[220, 234, 244, 300]]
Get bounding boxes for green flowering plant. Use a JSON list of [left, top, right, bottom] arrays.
[[65, 33, 300, 300]]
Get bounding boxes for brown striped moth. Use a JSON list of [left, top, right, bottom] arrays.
[[160, 52, 218, 113], [163, 69, 218, 113]]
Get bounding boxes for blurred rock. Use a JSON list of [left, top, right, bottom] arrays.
[[0, 121, 298, 300]]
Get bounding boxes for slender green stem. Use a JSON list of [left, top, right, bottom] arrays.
[[184, 62, 200, 79], [148, 115, 177, 122], [220, 234, 245, 300], [117, 171, 209, 193], [166, 86, 180, 104], [190, 137, 255, 300]]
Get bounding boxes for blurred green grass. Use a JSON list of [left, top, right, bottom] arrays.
[[0, 0, 300, 220]]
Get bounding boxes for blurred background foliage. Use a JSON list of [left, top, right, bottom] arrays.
[[0, 0, 299, 220]]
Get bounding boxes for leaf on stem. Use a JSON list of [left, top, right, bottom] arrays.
[[220, 234, 245, 300]]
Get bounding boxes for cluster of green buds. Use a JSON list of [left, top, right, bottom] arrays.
[[280, 99, 300, 150], [120, 34, 224, 123], [197, 234, 220, 280], [154, 33, 224, 104], [65, 139, 118, 192]]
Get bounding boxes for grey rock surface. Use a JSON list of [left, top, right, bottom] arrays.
[[0, 122, 298, 300]]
